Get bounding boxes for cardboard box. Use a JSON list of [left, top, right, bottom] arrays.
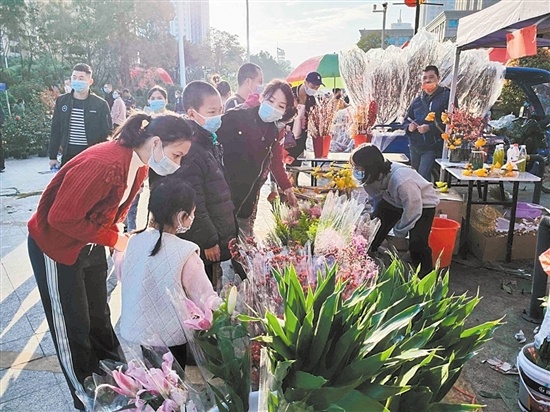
[[435, 189, 465, 254], [467, 225, 537, 262]]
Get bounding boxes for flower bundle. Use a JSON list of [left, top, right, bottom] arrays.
[[308, 94, 337, 139], [81, 349, 202, 412], [178, 288, 251, 412], [257, 258, 502, 411], [266, 198, 322, 248], [436, 107, 485, 143], [349, 100, 378, 136], [311, 163, 357, 192]]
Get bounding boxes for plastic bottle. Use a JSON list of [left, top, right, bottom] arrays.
[[517, 145, 528, 172], [492, 144, 504, 166], [507, 143, 520, 164]]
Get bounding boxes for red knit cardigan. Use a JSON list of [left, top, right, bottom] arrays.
[[28, 141, 148, 265]]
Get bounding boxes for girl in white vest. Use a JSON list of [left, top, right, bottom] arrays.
[[119, 176, 219, 367]]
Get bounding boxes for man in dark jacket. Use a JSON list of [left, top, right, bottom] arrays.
[[224, 63, 263, 112], [286, 71, 324, 164], [48, 63, 112, 169], [404, 65, 453, 182]]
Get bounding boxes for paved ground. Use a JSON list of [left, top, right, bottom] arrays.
[[0, 155, 548, 411]]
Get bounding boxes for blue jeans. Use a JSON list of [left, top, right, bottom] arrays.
[[409, 145, 437, 182], [125, 193, 140, 232]]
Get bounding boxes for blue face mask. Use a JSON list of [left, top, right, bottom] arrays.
[[195, 112, 222, 134], [258, 101, 284, 123], [256, 84, 265, 94], [148, 141, 180, 176], [353, 169, 365, 182], [149, 99, 166, 113], [71, 80, 88, 93]]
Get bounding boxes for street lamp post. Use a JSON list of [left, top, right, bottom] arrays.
[[373, 2, 388, 49], [175, 0, 187, 87], [246, 0, 250, 62]]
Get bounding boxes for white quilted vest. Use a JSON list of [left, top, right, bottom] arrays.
[[120, 228, 199, 347]]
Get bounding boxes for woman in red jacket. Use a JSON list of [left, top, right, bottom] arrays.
[[27, 112, 194, 411]]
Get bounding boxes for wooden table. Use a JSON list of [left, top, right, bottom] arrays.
[[295, 151, 409, 186], [443, 166, 541, 262]]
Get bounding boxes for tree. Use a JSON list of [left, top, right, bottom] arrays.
[[357, 32, 388, 53], [496, 48, 550, 116], [250, 51, 291, 82], [208, 28, 245, 82]]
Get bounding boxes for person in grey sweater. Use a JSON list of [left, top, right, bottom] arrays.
[[351, 144, 439, 276]]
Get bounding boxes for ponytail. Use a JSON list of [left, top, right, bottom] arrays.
[[151, 222, 164, 256], [116, 111, 195, 148], [115, 112, 152, 148]]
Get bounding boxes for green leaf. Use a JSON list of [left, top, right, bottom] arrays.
[[329, 390, 390, 412], [355, 382, 411, 402], [361, 304, 424, 356], [426, 403, 485, 411], [336, 344, 396, 385], [266, 312, 292, 347], [307, 293, 339, 367], [288, 371, 328, 389]]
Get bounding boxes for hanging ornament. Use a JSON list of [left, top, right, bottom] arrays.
[[404, 0, 425, 7]]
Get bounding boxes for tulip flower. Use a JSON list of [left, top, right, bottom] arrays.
[[227, 286, 238, 315]]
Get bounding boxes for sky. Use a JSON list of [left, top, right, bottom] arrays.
[[209, 0, 416, 68]]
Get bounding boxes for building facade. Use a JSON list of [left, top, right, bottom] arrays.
[[359, 18, 414, 48], [419, 0, 455, 29], [425, 10, 476, 42], [170, 0, 210, 44]]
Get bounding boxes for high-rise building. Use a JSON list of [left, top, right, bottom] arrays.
[[170, 0, 210, 44], [419, 0, 455, 29], [425, 0, 501, 42], [455, 0, 500, 10]]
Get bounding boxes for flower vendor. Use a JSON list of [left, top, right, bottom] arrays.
[[351, 144, 439, 276]]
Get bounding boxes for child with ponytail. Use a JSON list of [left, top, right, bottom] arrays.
[[119, 176, 219, 367]]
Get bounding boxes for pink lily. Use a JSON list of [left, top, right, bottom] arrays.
[[183, 297, 213, 331], [161, 352, 180, 386], [147, 367, 173, 396], [111, 369, 141, 397], [157, 399, 179, 412]]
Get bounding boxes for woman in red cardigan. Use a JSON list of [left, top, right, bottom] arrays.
[[27, 112, 194, 411]]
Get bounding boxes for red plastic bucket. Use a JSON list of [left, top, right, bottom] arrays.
[[428, 217, 461, 267]]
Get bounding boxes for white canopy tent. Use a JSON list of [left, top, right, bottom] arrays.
[[443, 0, 550, 162]]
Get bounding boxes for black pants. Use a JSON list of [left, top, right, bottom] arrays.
[[286, 135, 308, 166], [28, 236, 123, 410], [371, 200, 435, 277]]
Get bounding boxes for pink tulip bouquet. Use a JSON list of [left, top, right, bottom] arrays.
[[178, 287, 251, 412], [81, 349, 202, 412]]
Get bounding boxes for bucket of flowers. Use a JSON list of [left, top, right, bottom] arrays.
[[308, 95, 337, 158]]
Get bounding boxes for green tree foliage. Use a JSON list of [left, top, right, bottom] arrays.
[[208, 28, 245, 82], [251, 51, 292, 82], [357, 32, 389, 53], [496, 48, 550, 116]]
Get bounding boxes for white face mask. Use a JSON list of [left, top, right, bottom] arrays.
[[175, 212, 194, 234], [148, 141, 180, 176], [305, 84, 317, 96]]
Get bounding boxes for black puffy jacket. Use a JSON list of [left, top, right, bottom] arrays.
[[175, 124, 236, 262]]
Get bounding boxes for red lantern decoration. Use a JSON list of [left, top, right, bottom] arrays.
[[404, 0, 424, 6]]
